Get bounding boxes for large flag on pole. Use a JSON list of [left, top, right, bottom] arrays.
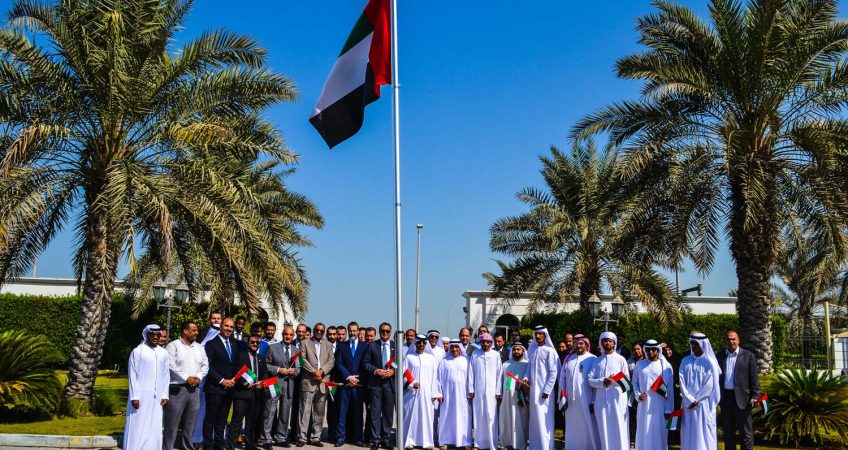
[[310, 0, 391, 148]]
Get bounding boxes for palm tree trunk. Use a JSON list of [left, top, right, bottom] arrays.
[[801, 313, 812, 368], [729, 176, 778, 374], [62, 208, 116, 405]]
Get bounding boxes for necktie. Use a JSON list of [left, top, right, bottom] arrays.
[[382, 342, 389, 368], [351, 340, 356, 354], [225, 339, 232, 361], [284, 345, 290, 364], [251, 353, 257, 373]]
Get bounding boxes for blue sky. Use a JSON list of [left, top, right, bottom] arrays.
[[10, 0, 758, 333]]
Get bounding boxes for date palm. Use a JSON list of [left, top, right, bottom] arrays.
[[485, 139, 680, 326], [573, 0, 848, 371], [0, 0, 320, 405]]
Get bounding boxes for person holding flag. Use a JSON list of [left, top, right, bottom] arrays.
[[261, 325, 300, 449], [559, 334, 600, 450], [434, 339, 472, 450], [679, 332, 722, 450], [498, 341, 530, 450], [589, 331, 630, 450], [468, 332, 503, 450], [402, 334, 438, 449], [632, 339, 674, 450], [363, 322, 398, 450], [229, 337, 266, 450], [526, 325, 559, 450], [296, 323, 335, 447], [203, 317, 240, 450]]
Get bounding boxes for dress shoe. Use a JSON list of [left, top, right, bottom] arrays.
[[295, 442, 306, 448], [309, 441, 324, 448], [280, 443, 291, 448]]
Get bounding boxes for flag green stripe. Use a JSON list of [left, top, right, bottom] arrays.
[[340, 12, 374, 56]]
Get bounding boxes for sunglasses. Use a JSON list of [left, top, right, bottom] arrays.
[[380, 329, 391, 333], [248, 341, 260, 345]]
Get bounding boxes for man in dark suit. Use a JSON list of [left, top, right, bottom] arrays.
[[334, 321, 368, 446], [493, 332, 510, 363], [262, 325, 300, 449], [203, 317, 239, 450], [229, 336, 266, 450], [717, 330, 761, 450], [363, 322, 397, 450]]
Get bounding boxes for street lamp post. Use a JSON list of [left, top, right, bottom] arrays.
[[156, 281, 188, 343], [588, 292, 625, 332], [415, 224, 423, 331]]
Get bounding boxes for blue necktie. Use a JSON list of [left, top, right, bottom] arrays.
[[225, 339, 232, 361]]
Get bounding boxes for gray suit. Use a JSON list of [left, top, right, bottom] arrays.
[[718, 347, 760, 450], [261, 341, 300, 444], [298, 338, 335, 443]]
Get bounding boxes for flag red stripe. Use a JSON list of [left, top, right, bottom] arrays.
[[364, 0, 391, 96]]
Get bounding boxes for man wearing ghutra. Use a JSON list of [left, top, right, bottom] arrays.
[[402, 334, 438, 449], [468, 332, 502, 450], [560, 333, 600, 450], [632, 339, 674, 450], [526, 325, 559, 450], [424, 330, 446, 447], [588, 331, 630, 450], [123, 325, 170, 450], [498, 341, 529, 450], [434, 339, 473, 450], [679, 332, 721, 450]]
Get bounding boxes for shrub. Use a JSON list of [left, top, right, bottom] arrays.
[[756, 369, 848, 447], [0, 330, 63, 416], [91, 389, 124, 416]]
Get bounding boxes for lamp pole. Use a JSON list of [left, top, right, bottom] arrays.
[[588, 292, 625, 332], [415, 224, 423, 331]]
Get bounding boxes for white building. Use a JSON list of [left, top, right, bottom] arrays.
[[461, 290, 737, 336], [0, 277, 297, 339]]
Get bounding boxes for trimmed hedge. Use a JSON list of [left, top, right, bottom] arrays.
[[522, 308, 787, 369]]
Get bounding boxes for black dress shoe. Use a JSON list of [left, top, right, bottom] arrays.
[[280, 443, 291, 448], [370, 443, 379, 450], [309, 441, 324, 448], [295, 442, 305, 448]]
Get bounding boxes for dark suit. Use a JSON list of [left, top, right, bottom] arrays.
[[203, 335, 239, 450], [717, 347, 760, 450], [335, 339, 367, 444], [262, 341, 300, 444], [229, 350, 266, 450], [363, 339, 397, 447]]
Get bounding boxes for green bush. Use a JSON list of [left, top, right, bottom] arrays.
[[522, 308, 786, 366], [91, 389, 124, 416], [756, 369, 848, 447], [0, 330, 63, 417]]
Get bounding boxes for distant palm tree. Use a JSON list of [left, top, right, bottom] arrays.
[[573, 0, 848, 372], [485, 139, 681, 326], [0, 0, 321, 405]]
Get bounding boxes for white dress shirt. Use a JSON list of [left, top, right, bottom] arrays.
[[724, 348, 739, 389], [166, 338, 209, 384]]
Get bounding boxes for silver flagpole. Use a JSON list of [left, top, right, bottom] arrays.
[[390, 0, 404, 448]]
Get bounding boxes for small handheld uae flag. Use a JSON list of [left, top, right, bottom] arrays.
[[235, 364, 258, 385], [325, 381, 340, 401], [611, 371, 633, 399], [557, 388, 568, 411], [504, 372, 521, 392], [666, 409, 683, 430], [310, 0, 391, 148], [290, 351, 303, 368], [756, 393, 769, 414], [261, 378, 281, 398], [386, 354, 397, 370], [650, 374, 669, 398]]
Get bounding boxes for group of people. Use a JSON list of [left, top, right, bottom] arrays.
[[123, 312, 761, 450]]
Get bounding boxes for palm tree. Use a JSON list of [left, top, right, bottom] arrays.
[[573, 0, 848, 372], [0, 330, 63, 413], [485, 139, 681, 326], [0, 0, 321, 405], [773, 222, 842, 367]]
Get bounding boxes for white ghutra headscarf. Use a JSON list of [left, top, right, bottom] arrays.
[[689, 332, 722, 404]]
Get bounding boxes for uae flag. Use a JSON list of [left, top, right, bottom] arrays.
[[235, 364, 258, 385], [650, 374, 669, 398], [260, 378, 281, 398], [385, 354, 397, 369], [310, 0, 391, 148], [504, 372, 521, 392], [325, 381, 340, 401], [666, 409, 683, 430], [756, 393, 769, 414], [611, 371, 633, 399], [557, 388, 568, 411], [291, 351, 304, 368]]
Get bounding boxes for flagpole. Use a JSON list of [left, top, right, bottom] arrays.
[[390, 0, 404, 448]]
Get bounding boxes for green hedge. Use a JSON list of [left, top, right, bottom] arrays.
[[522, 308, 787, 369]]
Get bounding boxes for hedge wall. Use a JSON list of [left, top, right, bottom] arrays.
[[0, 293, 254, 371], [522, 308, 787, 369]]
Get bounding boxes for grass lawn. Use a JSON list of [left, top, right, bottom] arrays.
[[0, 371, 128, 436]]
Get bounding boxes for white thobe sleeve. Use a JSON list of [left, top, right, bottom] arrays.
[[543, 352, 557, 396], [692, 368, 714, 403], [588, 357, 606, 389], [160, 350, 170, 400], [467, 358, 475, 395], [663, 365, 675, 413], [632, 366, 643, 396], [128, 348, 141, 402], [433, 363, 443, 398], [495, 357, 504, 395]]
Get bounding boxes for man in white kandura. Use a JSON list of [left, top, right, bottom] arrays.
[[499, 341, 529, 450], [403, 334, 438, 449], [425, 329, 446, 447], [434, 339, 473, 450], [526, 325, 559, 450], [560, 333, 600, 450], [589, 331, 630, 450], [679, 332, 721, 450], [468, 332, 502, 450], [633, 339, 675, 450], [123, 324, 170, 450]]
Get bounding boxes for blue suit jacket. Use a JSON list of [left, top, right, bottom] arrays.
[[363, 339, 398, 390], [335, 339, 367, 382]]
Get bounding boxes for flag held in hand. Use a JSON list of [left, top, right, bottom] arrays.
[[235, 364, 258, 385]]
